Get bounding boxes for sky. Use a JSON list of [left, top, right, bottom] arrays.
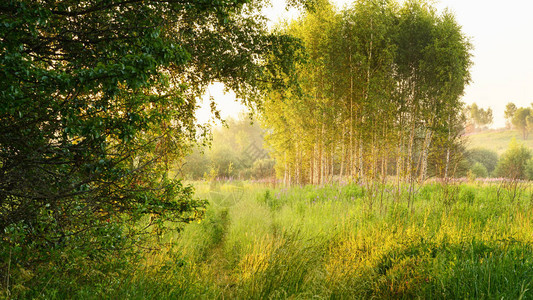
[[197, 0, 533, 128]]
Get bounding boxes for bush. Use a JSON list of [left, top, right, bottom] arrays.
[[251, 159, 276, 179], [470, 162, 488, 178], [211, 147, 239, 178], [465, 148, 498, 175], [181, 147, 211, 179], [494, 139, 532, 179]]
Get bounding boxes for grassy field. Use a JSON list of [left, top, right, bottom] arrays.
[[71, 180, 533, 299], [466, 129, 533, 154]]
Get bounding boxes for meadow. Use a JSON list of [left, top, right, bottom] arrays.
[[4, 1, 532, 299], [467, 129, 533, 155], [73, 180, 533, 299]]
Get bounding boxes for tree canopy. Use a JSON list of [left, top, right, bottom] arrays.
[[466, 103, 493, 130], [261, 0, 472, 190], [512, 107, 533, 139], [505, 102, 517, 128]]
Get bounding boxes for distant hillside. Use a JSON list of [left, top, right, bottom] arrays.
[[465, 129, 533, 155]]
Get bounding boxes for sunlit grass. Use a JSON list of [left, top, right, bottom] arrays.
[[44, 180, 533, 299], [467, 129, 533, 154], [140, 180, 533, 298]]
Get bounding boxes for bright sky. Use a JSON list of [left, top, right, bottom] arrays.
[[197, 0, 533, 128]]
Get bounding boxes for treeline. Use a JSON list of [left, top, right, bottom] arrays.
[[180, 117, 275, 180], [465, 142, 533, 180], [505, 102, 533, 139], [262, 0, 472, 186], [464, 103, 493, 132]]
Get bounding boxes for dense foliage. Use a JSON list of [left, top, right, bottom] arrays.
[[0, 0, 308, 295], [262, 0, 472, 188]]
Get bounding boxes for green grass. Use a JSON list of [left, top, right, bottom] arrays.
[[467, 129, 533, 154], [103, 181, 533, 299], [28, 181, 533, 299]]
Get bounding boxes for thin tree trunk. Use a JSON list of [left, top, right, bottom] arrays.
[[444, 116, 452, 180], [418, 130, 432, 182], [349, 51, 354, 181], [329, 151, 332, 183], [340, 128, 345, 180], [396, 116, 404, 202], [358, 136, 364, 179], [310, 153, 314, 185], [284, 155, 288, 186]]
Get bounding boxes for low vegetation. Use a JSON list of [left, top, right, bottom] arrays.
[[12, 181, 533, 299]]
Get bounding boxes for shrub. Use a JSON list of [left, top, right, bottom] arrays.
[[494, 139, 532, 179], [465, 148, 498, 175], [251, 159, 276, 179], [470, 162, 488, 178]]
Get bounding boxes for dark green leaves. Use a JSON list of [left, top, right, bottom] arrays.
[[0, 0, 306, 295]]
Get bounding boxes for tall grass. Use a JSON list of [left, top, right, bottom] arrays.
[[32, 181, 533, 299]]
